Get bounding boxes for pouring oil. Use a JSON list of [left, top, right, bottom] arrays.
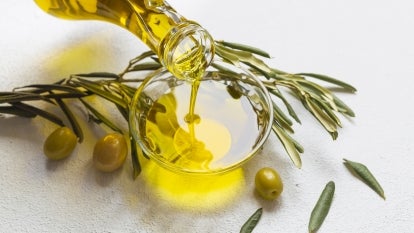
[[144, 79, 261, 172], [35, 0, 239, 171]]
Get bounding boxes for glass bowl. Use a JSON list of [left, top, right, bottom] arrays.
[[129, 62, 273, 175]]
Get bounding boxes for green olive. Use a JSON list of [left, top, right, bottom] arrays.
[[226, 84, 242, 99], [255, 167, 283, 200], [93, 133, 127, 172], [43, 126, 77, 160]]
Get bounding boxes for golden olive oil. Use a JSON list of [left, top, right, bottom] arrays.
[[144, 80, 260, 172]]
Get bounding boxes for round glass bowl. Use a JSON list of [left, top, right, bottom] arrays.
[[129, 62, 273, 175]]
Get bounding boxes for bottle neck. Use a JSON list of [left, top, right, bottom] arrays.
[[158, 21, 215, 81], [126, 0, 215, 81]]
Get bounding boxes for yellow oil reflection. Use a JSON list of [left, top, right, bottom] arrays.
[[141, 159, 246, 210], [41, 33, 125, 81]]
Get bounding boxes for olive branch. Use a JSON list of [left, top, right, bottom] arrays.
[[0, 41, 355, 178]]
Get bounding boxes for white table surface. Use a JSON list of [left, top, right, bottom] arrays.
[[1, 1, 414, 232]]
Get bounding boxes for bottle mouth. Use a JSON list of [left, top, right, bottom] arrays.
[[159, 21, 215, 81]]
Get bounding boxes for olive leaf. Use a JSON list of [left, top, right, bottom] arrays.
[[300, 81, 337, 108], [272, 101, 294, 134], [15, 84, 87, 95], [116, 104, 129, 122], [313, 98, 342, 127], [303, 96, 338, 140], [211, 62, 241, 77], [269, 88, 301, 124], [240, 208, 263, 233], [215, 43, 273, 76], [0, 92, 51, 104], [71, 78, 127, 109], [128, 50, 156, 65], [333, 95, 355, 117], [309, 181, 335, 233], [343, 159, 385, 199], [44, 92, 88, 99], [129, 134, 143, 179], [297, 73, 357, 92], [79, 98, 123, 134], [286, 132, 305, 153], [118, 83, 138, 98], [75, 72, 120, 79], [217, 40, 271, 58], [119, 51, 156, 78], [272, 123, 302, 168], [53, 97, 84, 143], [130, 62, 162, 72], [12, 102, 64, 126], [0, 105, 37, 118]]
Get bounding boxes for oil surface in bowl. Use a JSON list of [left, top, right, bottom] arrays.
[[143, 79, 262, 172]]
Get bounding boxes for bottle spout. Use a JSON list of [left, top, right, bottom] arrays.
[[159, 21, 215, 81]]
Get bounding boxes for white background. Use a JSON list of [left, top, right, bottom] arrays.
[[1, 0, 414, 232]]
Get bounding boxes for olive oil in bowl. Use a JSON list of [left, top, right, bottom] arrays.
[[130, 65, 273, 174]]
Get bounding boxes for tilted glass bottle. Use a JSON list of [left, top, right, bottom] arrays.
[[34, 0, 215, 81]]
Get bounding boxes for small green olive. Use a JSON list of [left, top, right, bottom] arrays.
[[43, 126, 77, 160], [255, 167, 283, 200], [93, 133, 127, 172], [226, 84, 242, 99]]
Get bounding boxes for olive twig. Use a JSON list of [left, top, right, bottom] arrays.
[[0, 40, 355, 176]]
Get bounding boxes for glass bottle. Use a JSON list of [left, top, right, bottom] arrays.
[[33, 0, 215, 81]]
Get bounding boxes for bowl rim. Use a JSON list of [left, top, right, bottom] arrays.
[[129, 66, 274, 175]]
